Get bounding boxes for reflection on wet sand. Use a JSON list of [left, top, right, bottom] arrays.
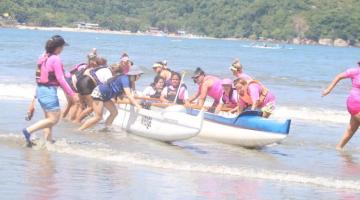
[[24, 150, 58, 200]]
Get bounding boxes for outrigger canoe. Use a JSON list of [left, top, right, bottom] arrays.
[[187, 109, 291, 148], [112, 104, 204, 142]]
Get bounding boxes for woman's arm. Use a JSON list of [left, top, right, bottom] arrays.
[[229, 105, 244, 115], [159, 95, 169, 103], [52, 57, 75, 97], [123, 88, 142, 110], [214, 102, 223, 114], [196, 81, 211, 107], [187, 90, 200, 103], [322, 73, 347, 97], [251, 101, 260, 110]]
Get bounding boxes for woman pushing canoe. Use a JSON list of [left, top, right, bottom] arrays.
[[75, 55, 131, 123], [233, 78, 276, 118], [22, 35, 78, 147], [186, 68, 223, 112], [62, 48, 102, 121], [79, 67, 143, 131], [323, 61, 360, 150], [214, 79, 238, 114]]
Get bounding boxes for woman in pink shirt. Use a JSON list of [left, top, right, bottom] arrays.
[[234, 78, 276, 118], [230, 59, 252, 81], [22, 35, 78, 147], [186, 68, 223, 112], [323, 61, 360, 150], [214, 78, 238, 114], [119, 53, 133, 74]]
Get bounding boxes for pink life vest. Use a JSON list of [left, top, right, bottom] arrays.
[[221, 89, 238, 108]]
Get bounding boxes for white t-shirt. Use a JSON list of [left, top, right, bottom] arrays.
[[95, 68, 113, 83], [143, 86, 157, 97]]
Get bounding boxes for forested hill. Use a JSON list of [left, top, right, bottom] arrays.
[[1, 0, 360, 45]]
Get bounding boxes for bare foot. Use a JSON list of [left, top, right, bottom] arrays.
[[72, 120, 81, 124], [336, 145, 344, 151]]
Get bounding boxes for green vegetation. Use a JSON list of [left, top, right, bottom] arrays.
[[1, 0, 359, 43]]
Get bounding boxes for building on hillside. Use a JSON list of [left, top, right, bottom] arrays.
[[0, 13, 18, 27], [177, 30, 186, 36], [147, 27, 164, 35], [76, 22, 100, 30]]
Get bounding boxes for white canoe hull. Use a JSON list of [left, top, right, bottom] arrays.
[[198, 119, 288, 147], [113, 105, 204, 142]]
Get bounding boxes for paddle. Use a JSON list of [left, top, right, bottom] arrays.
[[173, 71, 186, 104], [134, 96, 160, 101]]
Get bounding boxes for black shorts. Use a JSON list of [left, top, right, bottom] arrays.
[[65, 76, 78, 93], [76, 75, 96, 95]]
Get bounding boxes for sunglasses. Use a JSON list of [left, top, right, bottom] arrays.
[[192, 75, 201, 83]]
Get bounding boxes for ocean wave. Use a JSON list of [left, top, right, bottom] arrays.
[[273, 106, 349, 124], [0, 83, 66, 101], [1, 133, 359, 191]]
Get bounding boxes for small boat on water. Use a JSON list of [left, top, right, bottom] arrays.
[[112, 104, 204, 142], [186, 109, 291, 148]]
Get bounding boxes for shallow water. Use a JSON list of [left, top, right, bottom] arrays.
[[1, 28, 360, 199]]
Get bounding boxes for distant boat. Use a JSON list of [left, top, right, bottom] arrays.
[[242, 43, 288, 50]]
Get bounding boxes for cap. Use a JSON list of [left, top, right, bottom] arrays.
[[221, 78, 233, 85], [51, 35, 69, 46], [152, 62, 163, 68], [230, 59, 242, 71], [192, 67, 205, 78], [120, 53, 130, 62]]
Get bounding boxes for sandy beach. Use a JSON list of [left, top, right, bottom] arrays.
[[14, 25, 213, 40]]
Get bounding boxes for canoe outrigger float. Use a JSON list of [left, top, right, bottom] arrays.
[[112, 104, 204, 142], [187, 109, 291, 148]]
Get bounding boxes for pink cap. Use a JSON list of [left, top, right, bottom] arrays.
[[221, 78, 233, 85], [120, 53, 130, 62]]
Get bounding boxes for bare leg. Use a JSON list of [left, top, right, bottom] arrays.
[[78, 100, 104, 131], [104, 101, 118, 128], [74, 95, 86, 123], [43, 127, 52, 141], [69, 94, 81, 121], [62, 94, 73, 119], [76, 95, 94, 123], [69, 103, 79, 121], [336, 114, 360, 150], [26, 110, 60, 134]]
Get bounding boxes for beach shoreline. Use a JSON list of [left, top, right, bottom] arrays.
[[14, 25, 215, 40], [4, 25, 357, 48]]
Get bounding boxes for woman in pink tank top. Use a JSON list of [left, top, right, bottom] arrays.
[[186, 68, 223, 112], [230, 59, 253, 81], [323, 61, 360, 150]]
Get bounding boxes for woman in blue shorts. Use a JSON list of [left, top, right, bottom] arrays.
[[79, 68, 143, 130]]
